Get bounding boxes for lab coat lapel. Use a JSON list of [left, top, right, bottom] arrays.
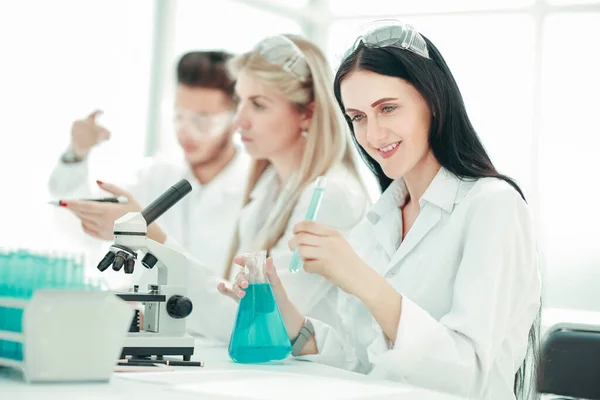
[[373, 215, 400, 260], [385, 205, 442, 274], [366, 180, 409, 261], [383, 168, 460, 276]]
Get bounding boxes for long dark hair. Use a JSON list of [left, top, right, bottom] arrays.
[[333, 38, 540, 399]]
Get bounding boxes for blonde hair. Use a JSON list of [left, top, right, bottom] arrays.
[[223, 34, 359, 279]]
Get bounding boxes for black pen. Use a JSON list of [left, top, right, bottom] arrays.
[[120, 358, 204, 367], [117, 361, 159, 367], [48, 196, 129, 206]]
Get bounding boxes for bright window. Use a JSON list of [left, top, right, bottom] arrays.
[[0, 0, 154, 287], [538, 12, 600, 309], [328, 0, 535, 17]]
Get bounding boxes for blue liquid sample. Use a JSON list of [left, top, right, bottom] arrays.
[[0, 307, 23, 332], [0, 249, 92, 361], [289, 186, 325, 273], [228, 283, 292, 364], [0, 339, 23, 361]]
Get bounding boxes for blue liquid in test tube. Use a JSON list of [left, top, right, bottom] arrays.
[[289, 176, 327, 273]]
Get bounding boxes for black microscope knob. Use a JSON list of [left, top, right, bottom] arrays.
[[142, 253, 158, 269], [166, 295, 193, 319]]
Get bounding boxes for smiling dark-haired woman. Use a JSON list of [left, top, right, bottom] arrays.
[[227, 20, 542, 400]]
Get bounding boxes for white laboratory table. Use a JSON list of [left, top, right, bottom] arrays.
[[1, 338, 464, 400], [3, 308, 597, 400]]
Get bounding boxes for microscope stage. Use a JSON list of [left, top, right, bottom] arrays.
[[121, 333, 195, 361], [123, 332, 195, 347]]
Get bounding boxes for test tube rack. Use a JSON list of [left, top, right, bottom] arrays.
[[0, 249, 134, 382]]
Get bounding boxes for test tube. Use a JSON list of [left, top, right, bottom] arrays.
[[15, 342, 23, 361], [0, 250, 7, 298], [72, 253, 85, 288], [289, 176, 328, 273]]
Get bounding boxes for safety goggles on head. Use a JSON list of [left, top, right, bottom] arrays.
[[252, 35, 311, 83], [174, 108, 234, 138], [344, 19, 430, 60]]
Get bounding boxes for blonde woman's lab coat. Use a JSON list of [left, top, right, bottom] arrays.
[[178, 163, 371, 343], [47, 149, 249, 280], [301, 167, 541, 400]]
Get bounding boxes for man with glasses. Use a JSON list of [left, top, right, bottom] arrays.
[[48, 51, 249, 278]]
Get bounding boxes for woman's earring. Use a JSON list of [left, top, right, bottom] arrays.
[[301, 129, 308, 138]]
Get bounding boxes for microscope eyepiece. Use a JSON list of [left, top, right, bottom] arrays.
[[141, 179, 192, 226], [97, 251, 115, 272]]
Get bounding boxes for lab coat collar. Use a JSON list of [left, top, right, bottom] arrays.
[[249, 165, 279, 201], [367, 167, 464, 275], [366, 179, 408, 225], [365, 179, 408, 261], [419, 167, 461, 214], [367, 167, 461, 221]]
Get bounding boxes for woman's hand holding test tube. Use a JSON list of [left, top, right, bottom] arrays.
[[287, 221, 377, 298]]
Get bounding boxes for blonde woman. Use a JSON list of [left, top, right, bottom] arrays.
[[181, 34, 371, 343]]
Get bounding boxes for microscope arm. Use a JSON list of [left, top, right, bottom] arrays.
[[143, 238, 189, 288]]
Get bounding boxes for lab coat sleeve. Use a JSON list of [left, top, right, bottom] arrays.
[[366, 187, 541, 397], [270, 175, 369, 315], [184, 254, 238, 343], [47, 152, 156, 204], [297, 288, 374, 374], [292, 225, 374, 372], [302, 316, 369, 372], [47, 157, 94, 198], [271, 177, 372, 371]]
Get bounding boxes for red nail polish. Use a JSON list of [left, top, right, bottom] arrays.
[[96, 180, 103, 185]]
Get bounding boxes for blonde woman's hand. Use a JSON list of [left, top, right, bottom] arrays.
[[217, 256, 306, 339]]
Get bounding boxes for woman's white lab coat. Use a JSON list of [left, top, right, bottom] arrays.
[[47, 150, 249, 279], [302, 167, 541, 399], [181, 163, 371, 343]]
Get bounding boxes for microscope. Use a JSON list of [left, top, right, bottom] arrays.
[[96, 179, 195, 361]]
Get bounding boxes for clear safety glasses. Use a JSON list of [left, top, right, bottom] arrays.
[[252, 35, 311, 83], [174, 108, 234, 138], [343, 19, 430, 60]]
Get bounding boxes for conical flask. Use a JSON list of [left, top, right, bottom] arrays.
[[228, 250, 292, 363]]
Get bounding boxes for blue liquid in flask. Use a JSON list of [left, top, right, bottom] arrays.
[[228, 282, 292, 363]]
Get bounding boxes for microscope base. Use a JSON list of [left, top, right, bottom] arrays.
[[120, 333, 195, 361]]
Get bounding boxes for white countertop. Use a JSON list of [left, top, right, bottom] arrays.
[[3, 307, 597, 399], [0, 338, 464, 400]]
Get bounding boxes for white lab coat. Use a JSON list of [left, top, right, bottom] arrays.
[[302, 167, 542, 400], [181, 163, 371, 343], [47, 149, 250, 284]]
